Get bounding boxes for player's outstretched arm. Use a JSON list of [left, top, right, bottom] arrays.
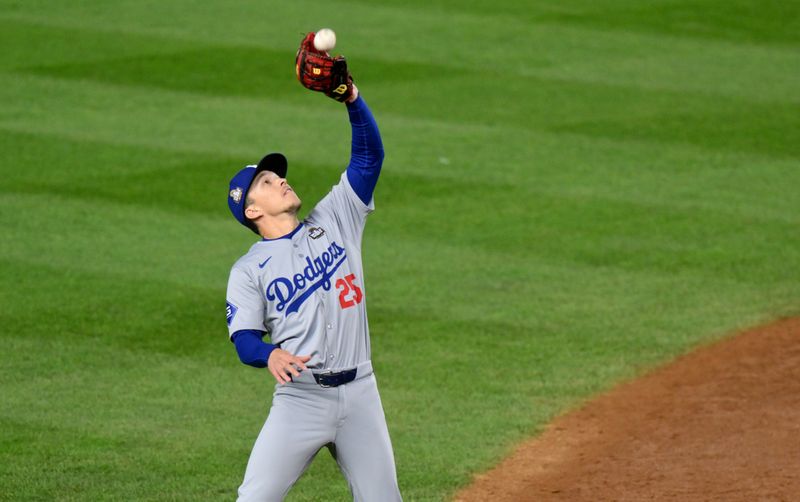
[[294, 30, 383, 205], [345, 92, 384, 205]]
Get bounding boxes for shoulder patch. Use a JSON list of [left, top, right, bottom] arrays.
[[226, 301, 238, 326]]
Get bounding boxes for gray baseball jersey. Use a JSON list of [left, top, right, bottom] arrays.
[[226, 172, 372, 370], [227, 171, 402, 501]]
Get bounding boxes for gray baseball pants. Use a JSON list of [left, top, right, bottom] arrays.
[[237, 361, 402, 501]]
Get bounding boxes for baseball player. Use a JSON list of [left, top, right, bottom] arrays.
[[224, 33, 402, 501]]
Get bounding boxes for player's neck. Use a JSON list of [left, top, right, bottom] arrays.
[[258, 213, 301, 240]]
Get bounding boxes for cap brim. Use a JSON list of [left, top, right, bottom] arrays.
[[255, 152, 288, 179]]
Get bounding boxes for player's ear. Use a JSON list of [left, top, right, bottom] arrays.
[[244, 204, 262, 221]]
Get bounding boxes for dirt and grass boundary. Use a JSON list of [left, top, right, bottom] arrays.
[[455, 318, 800, 501]]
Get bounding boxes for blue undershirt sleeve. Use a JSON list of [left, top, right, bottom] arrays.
[[345, 95, 384, 205], [231, 329, 276, 368]]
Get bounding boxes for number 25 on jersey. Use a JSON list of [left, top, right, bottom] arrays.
[[336, 273, 363, 309]]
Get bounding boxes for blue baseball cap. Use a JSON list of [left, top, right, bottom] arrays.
[[228, 152, 288, 233]]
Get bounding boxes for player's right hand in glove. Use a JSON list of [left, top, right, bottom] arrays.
[[295, 32, 358, 103]]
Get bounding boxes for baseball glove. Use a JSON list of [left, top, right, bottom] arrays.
[[295, 32, 355, 102]]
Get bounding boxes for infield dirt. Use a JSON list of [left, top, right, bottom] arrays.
[[455, 317, 800, 501]]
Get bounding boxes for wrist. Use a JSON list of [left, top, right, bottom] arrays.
[[263, 344, 278, 365], [346, 84, 359, 104]]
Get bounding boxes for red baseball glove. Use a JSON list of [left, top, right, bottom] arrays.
[[295, 32, 355, 102]]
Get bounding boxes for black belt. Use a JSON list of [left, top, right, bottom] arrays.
[[313, 368, 357, 388]]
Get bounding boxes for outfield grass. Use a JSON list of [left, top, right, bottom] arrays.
[[1, 1, 799, 500]]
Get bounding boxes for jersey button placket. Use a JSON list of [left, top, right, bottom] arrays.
[[326, 323, 334, 367]]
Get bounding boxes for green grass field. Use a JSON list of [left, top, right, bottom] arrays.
[[1, 1, 799, 500]]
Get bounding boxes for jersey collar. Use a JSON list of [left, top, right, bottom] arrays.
[[261, 222, 304, 242]]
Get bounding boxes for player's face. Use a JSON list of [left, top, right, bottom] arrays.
[[247, 170, 302, 217]]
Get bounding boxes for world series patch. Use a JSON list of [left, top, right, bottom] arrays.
[[226, 301, 238, 326], [230, 187, 243, 204]]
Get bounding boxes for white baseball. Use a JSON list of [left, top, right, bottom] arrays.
[[313, 28, 336, 52]]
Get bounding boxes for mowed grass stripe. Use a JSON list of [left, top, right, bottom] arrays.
[[24, 49, 800, 149], [4, 2, 798, 73], [343, 0, 800, 47], [3, 196, 787, 344], [3, 125, 798, 301], [2, 191, 793, 353], [0, 337, 264, 501], [11, 31, 799, 159], [364, 235, 797, 339], [3, 93, 796, 313], [2, 69, 798, 186], [0, 19, 199, 70], [0, 259, 226, 360], [4, 157, 798, 294], [0, 72, 356, 159], [3, 105, 798, 227], [3, 7, 798, 110], [0, 192, 249, 289]]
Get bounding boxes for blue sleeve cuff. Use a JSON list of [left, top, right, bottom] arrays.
[[231, 330, 276, 368]]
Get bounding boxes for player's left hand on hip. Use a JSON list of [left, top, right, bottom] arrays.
[[267, 348, 311, 385]]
